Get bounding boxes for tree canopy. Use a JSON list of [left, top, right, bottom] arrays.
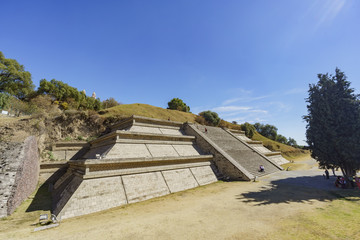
[[38, 78, 102, 111], [199, 110, 220, 126], [0, 51, 34, 99], [304, 68, 360, 179], [254, 123, 278, 140], [167, 98, 190, 112]]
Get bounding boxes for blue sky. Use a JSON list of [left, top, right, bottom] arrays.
[[1, 0, 359, 145]]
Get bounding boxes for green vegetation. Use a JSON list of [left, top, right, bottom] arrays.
[[252, 131, 309, 160], [241, 122, 256, 138], [198, 110, 220, 126], [101, 103, 197, 123], [274, 194, 360, 240], [0, 51, 34, 99], [167, 98, 190, 112], [0, 92, 10, 109], [304, 68, 360, 180], [38, 79, 102, 111], [254, 122, 298, 147], [102, 97, 121, 109]]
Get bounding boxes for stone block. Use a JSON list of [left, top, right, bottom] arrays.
[[190, 166, 218, 186], [66, 150, 80, 160], [58, 176, 127, 219], [147, 144, 179, 157], [252, 146, 271, 153], [159, 128, 183, 135], [52, 150, 66, 160], [172, 145, 200, 156], [129, 126, 162, 134], [162, 169, 199, 193], [122, 172, 170, 203], [106, 143, 152, 158]]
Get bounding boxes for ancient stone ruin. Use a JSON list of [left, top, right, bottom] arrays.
[[2, 115, 285, 220], [50, 116, 283, 219], [0, 136, 39, 218]]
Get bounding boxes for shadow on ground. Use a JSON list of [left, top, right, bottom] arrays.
[[237, 174, 360, 206], [26, 182, 52, 212]]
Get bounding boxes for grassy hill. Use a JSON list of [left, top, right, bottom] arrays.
[[100, 103, 198, 123], [252, 131, 309, 160], [101, 103, 309, 160]]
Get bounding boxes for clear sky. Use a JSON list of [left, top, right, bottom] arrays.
[[1, 0, 359, 145]]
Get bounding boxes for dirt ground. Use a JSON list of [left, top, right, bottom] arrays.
[[2, 158, 352, 240]]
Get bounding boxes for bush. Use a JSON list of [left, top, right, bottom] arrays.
[[102, 97, 121, 109], [199, 111, 220, 126], [195, 115, 206, 125], [241, 122, 256, 138], [0, 92, 10, 110]]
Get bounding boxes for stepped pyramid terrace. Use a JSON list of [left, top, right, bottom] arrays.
[[46, 115, 284, 219]]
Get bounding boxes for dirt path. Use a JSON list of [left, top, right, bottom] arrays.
[[1, 158, 347, 240]]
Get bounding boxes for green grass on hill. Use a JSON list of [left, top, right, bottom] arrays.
[[252, 131, 310, 160], [100, 103, 197, 123]]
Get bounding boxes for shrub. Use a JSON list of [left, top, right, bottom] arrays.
[[241, 122, 256, 138], [199, 111, 220, 126], [167, 98, 190, 112]]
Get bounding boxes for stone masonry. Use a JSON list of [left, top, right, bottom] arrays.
[[0, 136, 39, 218]]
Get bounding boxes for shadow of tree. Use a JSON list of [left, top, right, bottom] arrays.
[[237, 174, 360, 206]]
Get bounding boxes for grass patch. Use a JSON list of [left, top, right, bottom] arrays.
[[100, 103, 197, 123], [0, 181, 52, 233], [252, 131, 310, 160], [273, 195, 360, 240]]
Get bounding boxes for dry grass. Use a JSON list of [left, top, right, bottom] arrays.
[[252, 131, 310, 160], [1, 174, 360, 240], [100, 103, 197, 123]]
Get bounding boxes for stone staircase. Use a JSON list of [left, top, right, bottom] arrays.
[[194, 125, 282, 178], [229, 129, 289, 165], [52, 116, 217, 220]]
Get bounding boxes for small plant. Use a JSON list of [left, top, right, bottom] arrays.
[[47, 151, 55, 161], [86, 136, 97, 142], [65, 136, 72, 141], [77, 136, 84, 141]]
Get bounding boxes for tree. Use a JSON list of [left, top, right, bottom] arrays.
[[199, 111, 220, 126], [275, 134, 287, 144], [0, 92, 10, 110], [254, 123, 278, 140], [167, 98, 190, 112], [287, 137, 298, 147], [102, 97, 121, 109], [304, 68, 360, 181], [0, 51, 34, 99], [38, 79, 80, 102], [241, 122, 256, 138]]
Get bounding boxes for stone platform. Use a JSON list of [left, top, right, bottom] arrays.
[[52, 116, 217, 220]]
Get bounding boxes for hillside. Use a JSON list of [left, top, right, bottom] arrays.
[[101, 103, 309, 160], [1, 103, 309, 161], [252, 131, 309, 160], [100, 103, 198, 123]]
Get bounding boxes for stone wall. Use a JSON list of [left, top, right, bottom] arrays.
[[0, 136, 39, 217], [53, 165, 217, 219]]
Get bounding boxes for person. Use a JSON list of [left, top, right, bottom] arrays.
[[355, 177, 360, 190], [205, 128, 208, 133], [325, 169, 329, 179], [259, 165, 265, 172]]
